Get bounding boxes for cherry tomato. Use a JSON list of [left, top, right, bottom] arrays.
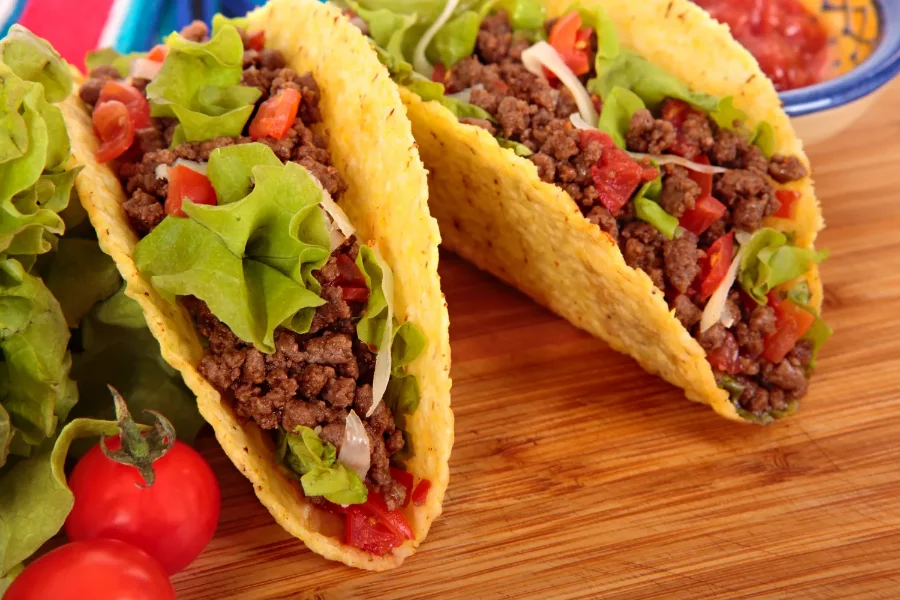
[[98, 80, 151, 129], [763, 295, 815, 363], [92, 100, 134, 163], [547, 11, 592, 76], [774, 189, 800, 219], [249, 88, 302, 141], [4, 539, 174, 600], [165, 164, 218, 217], [698, 231, 734, 301], [64, 436, 220, 575]]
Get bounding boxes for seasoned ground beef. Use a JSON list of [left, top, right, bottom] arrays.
[[79, 25, 406, 508]]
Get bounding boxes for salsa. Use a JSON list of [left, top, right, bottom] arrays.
[[694, 0, 831, 91]]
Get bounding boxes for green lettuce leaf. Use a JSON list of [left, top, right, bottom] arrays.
[[146, 25, 260, 143], [385, 321, 426, 417], [0, 417, 120, 578], [0, 259, 74, 448], [497, 0, 547, 32], [597, 86, 645, 149], [406, 78, 495, 120], [710, 96, 748, 132], [573, 4, 619, 66], [84, 48, 146, 78], [588, 50, 719, 113], [0, 404, 10, 469], [355, 245, 390, 349], [211, 14, 249, 36], [803, 315, 832, 369], [787, 280, 812, 306], [633, 177, 678, 239], [752, 121, 776, 159], [0, 26, 73, 104], [738, 227, 829, 304], [38, 238, 121, 328], [278, 426, 367, 505], [134, 146, 330, 352], [497, 138, 533, 156], [429, 10, 482, 69], [348, 1, 419, 65]]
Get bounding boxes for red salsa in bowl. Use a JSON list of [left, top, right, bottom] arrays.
[[694, 0, 831, 91]]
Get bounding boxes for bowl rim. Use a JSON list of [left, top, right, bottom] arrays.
[[780, 0, 900, 117]]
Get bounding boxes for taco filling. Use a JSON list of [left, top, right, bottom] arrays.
[[78, 18, 429, 553], [344, 0, 830, 422]]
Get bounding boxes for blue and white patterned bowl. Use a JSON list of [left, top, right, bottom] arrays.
[[782, 0, 900, 145]]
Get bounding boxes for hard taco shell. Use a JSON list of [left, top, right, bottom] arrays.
[[399, 0, 823, 422], [60, 0, 452, 569]]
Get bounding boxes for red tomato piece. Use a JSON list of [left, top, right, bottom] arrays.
[[432, 61, 447, 83], [763, 296, 816, 363], [680, 194, 727, 236], [65, 436, 220, 575], [390, 467, 415, 507], [591, 153, 644, 216], [345, 506, 403, 556], [4, 539, 175, 600], [412, 479, 432, 506], [247, 30, 266, 51], [147, 44, 168, 62], [660, 98, 707, 160], [92, 100, 134, 163], [249, 88, 302, 141], [98, 80, 151, 129], [547, 11, 592, 76], [334, 253, 367, 287], [706, 330, 741, 374], [165, 165, 218, 217], [361, 488, 414, 540], [687, 155, 713, 197], [342, 287, 370, 303], [698, 231, 734, 301], [774, 189, 800, 218]]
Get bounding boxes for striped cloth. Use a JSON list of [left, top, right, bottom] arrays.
[[0, 0, 278, 70]]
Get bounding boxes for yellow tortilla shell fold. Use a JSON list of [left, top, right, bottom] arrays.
[[401, 0, 823, 422], [62, 0, 452, 570]]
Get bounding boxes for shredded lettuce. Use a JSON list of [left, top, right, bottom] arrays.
[[738, 227, 829, 305], [278, 426, 368, 505], [597, 86, 645, 149], [633, 177, 678, 239], [497, 138, 533, 156], [84, 48, 147, 78], [146, 24, 260, 143], [134, 145, 330, 353]]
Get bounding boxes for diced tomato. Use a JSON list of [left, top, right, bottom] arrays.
[[333, 254, 367, 287], [581, 129, 654, 216], [412, 479, 432, 506], [342, 287, 369, 303], [98, 80, 151, 129], [774, 189, 800, 219], [763, 295, 815, 363], [547, 11, 593, 77], [661, 98, 707, 160], [687, 155, 713, 198], [680, 195, 727, 236], [389, 468, 414, 507], [92, 101, 134, 164], [698, 231, 734, 301], [360, 488, 414, 541], [247, 30, 266, 51], [706, 331, 741, 374], [147, 44, 168, 62], [249, 89, 302, 141], [432, 62, 447, 83], [344, 507, 402, 556], [165, 165, 218, 217]]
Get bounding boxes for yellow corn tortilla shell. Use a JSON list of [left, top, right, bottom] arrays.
[[400, 0, 823, 423], [61, 0, 452, 570]]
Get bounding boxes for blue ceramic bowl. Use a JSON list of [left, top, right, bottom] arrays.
[[781, 0, 900, 145]]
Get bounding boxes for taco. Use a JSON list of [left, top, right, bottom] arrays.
[[61, 0, 452, 569], [1, 27, 202, 590], [341, 0, 831, 423]]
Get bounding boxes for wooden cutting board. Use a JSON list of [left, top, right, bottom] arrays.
[[172, 81, 900, 599]]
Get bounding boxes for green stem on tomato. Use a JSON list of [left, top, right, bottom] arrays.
[[100, 385, 176, 488]]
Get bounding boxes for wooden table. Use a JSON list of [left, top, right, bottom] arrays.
[[172, 81, 900, 599]]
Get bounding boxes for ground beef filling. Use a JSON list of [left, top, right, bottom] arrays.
[[79, 23, 405, 508], [446, 12, 814, 416]]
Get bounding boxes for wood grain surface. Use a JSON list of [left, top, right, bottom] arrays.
[[171, 81, 900, 599]]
